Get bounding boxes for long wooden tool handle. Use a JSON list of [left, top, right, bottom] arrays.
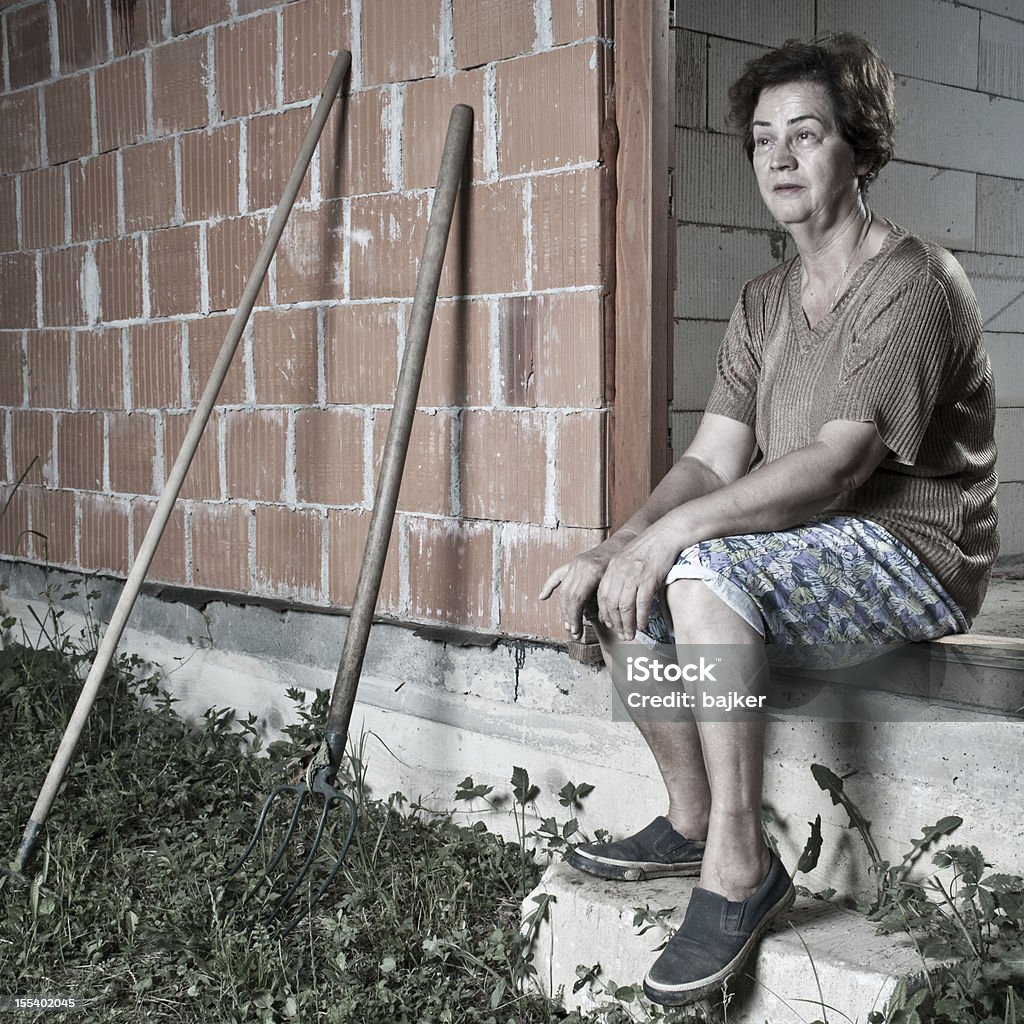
[[323, 104, 474, 766], [13, 50, 353, 874]]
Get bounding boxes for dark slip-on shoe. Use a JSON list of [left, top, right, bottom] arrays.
[[567, 816, 705, 881], [642, 850, 795, 1005]]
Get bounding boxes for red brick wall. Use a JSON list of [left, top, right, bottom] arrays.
[[0, 0, 610, 640]]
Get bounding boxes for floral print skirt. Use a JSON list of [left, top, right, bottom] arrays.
[[638, 515, 968, 668]]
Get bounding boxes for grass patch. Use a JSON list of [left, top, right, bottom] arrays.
[[0, 601, 581, 1023]]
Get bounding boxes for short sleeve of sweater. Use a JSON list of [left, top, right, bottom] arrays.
[[704, 289, 759, 427], [826, 274, 955, 465]]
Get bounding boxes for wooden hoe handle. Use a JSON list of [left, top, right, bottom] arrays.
[[12, 51, 353, 875]]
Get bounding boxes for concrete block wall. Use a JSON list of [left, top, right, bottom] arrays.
[[673, 0, 1024, 560], [0, 0, 612, 641]]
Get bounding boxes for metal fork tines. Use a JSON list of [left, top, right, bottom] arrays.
[[223, 766, 357, 934]]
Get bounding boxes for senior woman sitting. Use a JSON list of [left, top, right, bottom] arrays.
[[541, 33, 997, 1007]]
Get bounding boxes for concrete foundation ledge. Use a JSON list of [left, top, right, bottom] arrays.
[[2, 561, 1022, 898], [525, 861, 928, 1022]]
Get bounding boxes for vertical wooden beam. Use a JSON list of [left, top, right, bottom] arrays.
[[609, 0, 674, 530]]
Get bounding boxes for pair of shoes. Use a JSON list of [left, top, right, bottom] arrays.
[[567, 816, 705, 881], [642, 850, 795, 1006]]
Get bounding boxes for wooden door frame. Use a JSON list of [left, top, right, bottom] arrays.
[[608, 0, 675, 530]]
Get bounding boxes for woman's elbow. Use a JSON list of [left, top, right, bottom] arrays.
[[819, 446, 885, 496], [816, 422, 890, 494]]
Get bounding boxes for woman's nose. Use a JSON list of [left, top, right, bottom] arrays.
[[769, 144, 795, 170]]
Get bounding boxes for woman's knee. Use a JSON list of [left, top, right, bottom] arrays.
[[664, 578, 758, 644], [664, 578, 718, 629]]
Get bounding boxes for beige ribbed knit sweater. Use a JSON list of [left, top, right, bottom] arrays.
[[706, 225, 998, 621]]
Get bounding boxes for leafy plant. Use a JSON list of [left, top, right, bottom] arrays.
[[807, 763, 962, 915], [454, 767, 602, 872], [0, 598, 586, 1023], [560, 963, 730, 1024], [803, 763, 1024, 1024]]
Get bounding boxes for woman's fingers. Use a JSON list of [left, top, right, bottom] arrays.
[[599, 545, 671, 641], [599, 555, 642, 640], [617, 598, 637, 640], [542, 538, 669, 642], [634, 576, 658, 634], [538, 564, 566, 601], [559, 579, 584, 637], [616, 565, 647, 639], [540, 559, 597, 638], [596, 572, 617, 633]]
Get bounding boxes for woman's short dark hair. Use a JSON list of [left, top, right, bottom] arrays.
[[728, 33, 896, 193]]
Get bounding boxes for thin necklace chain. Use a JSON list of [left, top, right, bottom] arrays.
[[829, 208, 873, 312]]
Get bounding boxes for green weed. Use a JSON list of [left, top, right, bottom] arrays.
[[0, 604, 571, 1023], [803, 763, 1024, 1024]]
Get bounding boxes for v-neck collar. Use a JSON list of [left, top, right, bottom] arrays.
[[788, 223, 906, 343]]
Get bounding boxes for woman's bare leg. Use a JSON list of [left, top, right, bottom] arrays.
[[594, 579, 770, 899], [594, 622, 712, 842], [665, 578, 770, 901]]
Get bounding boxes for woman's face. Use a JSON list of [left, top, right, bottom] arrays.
[[750, 80, 865, 229]]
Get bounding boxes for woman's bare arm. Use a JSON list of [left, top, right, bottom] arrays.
[[596, 418, 891, 639], [540, 414, 757, 637], [615, 414, 759, 540]]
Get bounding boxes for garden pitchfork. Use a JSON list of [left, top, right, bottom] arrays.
[[222, 103, 473, 933]]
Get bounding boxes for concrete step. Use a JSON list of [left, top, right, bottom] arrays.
[[526, 861, 928, 1022], [522, 627, 1023, 1020], [789, 630, 1024, 718]]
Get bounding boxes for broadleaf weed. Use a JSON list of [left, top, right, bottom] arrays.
[[809, 763, 1024, 1023], [0, 602, 595, 1023]]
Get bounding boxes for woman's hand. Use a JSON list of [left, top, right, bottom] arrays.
[[596, 519, 687, 641], [538, 416, 755, 644], [539, 534, 635, 640]]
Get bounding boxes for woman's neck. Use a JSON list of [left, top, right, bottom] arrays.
[[792, 200, 871, 280], [792, 201, 888, 327]]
